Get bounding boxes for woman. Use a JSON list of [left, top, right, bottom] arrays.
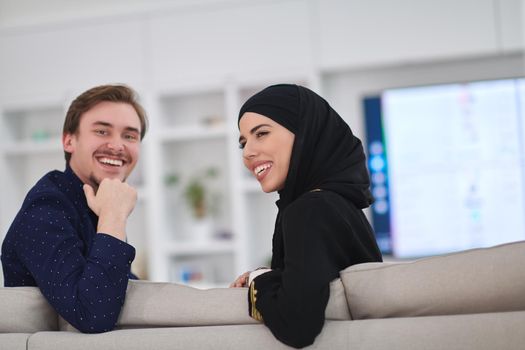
[[231, 84, 383, 348]]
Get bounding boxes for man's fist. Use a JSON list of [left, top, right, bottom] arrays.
[[83, 178, 137, 241]]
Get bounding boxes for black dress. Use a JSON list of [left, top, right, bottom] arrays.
[[249, 190, 381, 348], [240, 84, 382, 348]]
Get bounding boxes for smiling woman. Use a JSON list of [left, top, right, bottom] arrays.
[[233, 84, 383, 348], [239, 113, 295, 193]]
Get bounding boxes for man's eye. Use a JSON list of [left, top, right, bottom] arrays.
[[95, 130, 108, 135], [124, 134, 138, 141]]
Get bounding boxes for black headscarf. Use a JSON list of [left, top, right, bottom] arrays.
[[239, 84, 373, 269], [238, 84, 372, 210]]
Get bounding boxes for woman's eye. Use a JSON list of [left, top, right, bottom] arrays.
[[256, 131, 269, 138], [238, 142, 246, 149]]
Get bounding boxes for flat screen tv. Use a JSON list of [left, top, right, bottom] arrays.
[[364, 77, 525, 258]]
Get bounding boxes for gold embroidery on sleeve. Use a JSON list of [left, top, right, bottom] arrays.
[[249, 282, 263, 322]]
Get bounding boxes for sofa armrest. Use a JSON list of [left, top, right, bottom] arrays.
[[341, 240, 525, 319], [0, 287, 58, 332]]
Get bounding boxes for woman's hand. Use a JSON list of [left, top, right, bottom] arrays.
[[230, 271, 250, 288]]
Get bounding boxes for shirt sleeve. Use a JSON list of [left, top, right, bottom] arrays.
[[248, 195, 343, 348], [13, 191, 135, 333]]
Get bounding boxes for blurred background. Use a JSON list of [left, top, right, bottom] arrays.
[[0, 0, 524, 287]]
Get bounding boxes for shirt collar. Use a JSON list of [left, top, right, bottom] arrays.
[[63, 165, 98, 224]]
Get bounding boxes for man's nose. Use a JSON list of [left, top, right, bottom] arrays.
[[107, 136, 124, 151]]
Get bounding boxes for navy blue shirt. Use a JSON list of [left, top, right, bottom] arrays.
[[1, 166, 136, 333]]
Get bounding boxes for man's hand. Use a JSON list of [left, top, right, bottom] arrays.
[[83, 178, 137, 241]]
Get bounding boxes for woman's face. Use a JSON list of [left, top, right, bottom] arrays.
[[239, 112, 295, 193]]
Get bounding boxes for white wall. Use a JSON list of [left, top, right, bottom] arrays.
[[0, 0, 523, 101], [323, 53, 525, 142]]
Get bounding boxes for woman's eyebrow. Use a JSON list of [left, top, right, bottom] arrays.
[[249, 124, 272, 134], [238, 124, 272, 143]]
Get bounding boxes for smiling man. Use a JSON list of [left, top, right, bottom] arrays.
[[1, 84, 148, 333]]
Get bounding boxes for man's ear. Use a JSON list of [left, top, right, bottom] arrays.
[[62, 133, 75, 153]]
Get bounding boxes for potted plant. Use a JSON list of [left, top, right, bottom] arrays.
[[184, 178, 206, 219], [184, 167, 218, 219], [188, 167, 218, 242], [165, 167, 219, 241]]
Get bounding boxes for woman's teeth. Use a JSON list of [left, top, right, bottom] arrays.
[[254, 163, 272, 177]]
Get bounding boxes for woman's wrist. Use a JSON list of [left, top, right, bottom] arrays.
[[248, 268, 272, 286]]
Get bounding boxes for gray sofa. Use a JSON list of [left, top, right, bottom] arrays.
[[2, 240, 525, 350]]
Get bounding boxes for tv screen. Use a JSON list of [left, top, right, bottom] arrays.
[[364, 77, 525, 258]]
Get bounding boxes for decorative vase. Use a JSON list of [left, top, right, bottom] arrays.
[[189, 217, 213, 243]]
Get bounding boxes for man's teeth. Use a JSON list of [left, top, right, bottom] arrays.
[[254, 163, 272, 176], [99, 158, 123, 167]]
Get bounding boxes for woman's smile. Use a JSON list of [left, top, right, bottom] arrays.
[[239, 112, 295, 193]]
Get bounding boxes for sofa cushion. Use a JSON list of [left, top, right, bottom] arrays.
[[31, 322, 349, 350], [325, 278, 351, 320], [0, 287, 58, 332], [30, 312, 525, 350], [341, 240, 525, 319], [340, 311, 525, 350], [0, 334, 32, 350], [59, 280, 256, 331], [60, 278, 350, 331], [119, 279, 350, 327], [119, 280, 258, 328]]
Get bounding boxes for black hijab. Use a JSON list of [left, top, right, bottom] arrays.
[[239, 84, 372, 209], [239, 84, 373, 268]]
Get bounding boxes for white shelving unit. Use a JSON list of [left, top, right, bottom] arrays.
[[0, 76, 314, 289], [142, 77, 313, 287], [0, 99, 67, 238], [145, 85, 237, 287]]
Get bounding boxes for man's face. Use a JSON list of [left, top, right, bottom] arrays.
[[63, 101, 142, 189]]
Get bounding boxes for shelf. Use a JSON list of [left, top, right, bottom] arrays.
[[3, 138, 62, 155], [162, 239, 235, 256], [158, 124, 227, 142]]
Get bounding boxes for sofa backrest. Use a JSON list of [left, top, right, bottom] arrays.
[[0, 287, 58, 333], [340, 240, 525, 320], [59, 278, 351, 331]]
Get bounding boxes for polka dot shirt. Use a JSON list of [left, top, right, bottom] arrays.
[[1, 166, 136, 333]]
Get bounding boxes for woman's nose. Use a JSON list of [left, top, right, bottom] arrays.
[[243, 141, 257, 160]]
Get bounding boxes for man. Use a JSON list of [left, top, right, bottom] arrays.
[[1, 84, 147, 333]]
